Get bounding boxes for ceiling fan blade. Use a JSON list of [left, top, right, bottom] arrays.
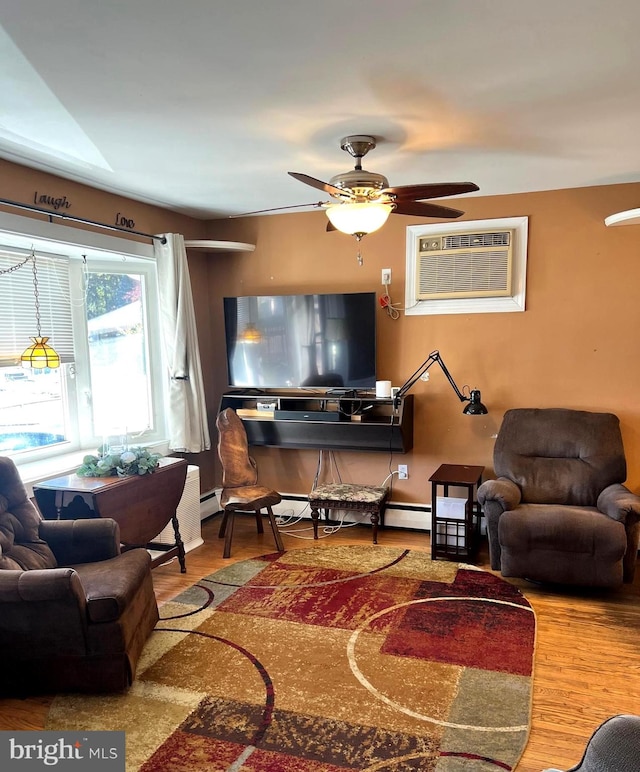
[[392, 201, 464, 219], [230, 201, 326, 217], [381, 182, 479, 201], [288, 172, 351, 199]]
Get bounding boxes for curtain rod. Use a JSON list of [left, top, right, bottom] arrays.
[[0, 196, 167, 244]]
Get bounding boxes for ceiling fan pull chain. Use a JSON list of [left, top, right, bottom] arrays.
[[356, 247, 363, 266]]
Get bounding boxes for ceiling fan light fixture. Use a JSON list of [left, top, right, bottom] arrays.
[[325, 202, 392, 238]]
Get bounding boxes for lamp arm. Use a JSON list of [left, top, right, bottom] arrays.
[[394, 350, 469, 406], [432, 351, 468, 403], [393, 351, 438, 405]]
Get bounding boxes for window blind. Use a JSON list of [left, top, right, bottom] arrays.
[[0, 251, 74, 366]]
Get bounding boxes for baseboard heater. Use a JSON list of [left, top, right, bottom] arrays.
[[154, 465, 204, 552], [271, 494, 432, 531], [274, 410, 342, 421]]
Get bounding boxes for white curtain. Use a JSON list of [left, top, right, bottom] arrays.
[[154, 233, 211, 452]]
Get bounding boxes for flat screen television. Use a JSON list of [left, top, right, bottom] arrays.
[[223, 292, 376, 390]]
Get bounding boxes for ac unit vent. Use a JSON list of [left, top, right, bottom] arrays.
[[416, 229, 513, 301], [443, 231, 510, 249]]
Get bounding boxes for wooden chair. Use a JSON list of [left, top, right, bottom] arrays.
[[216, 408, 285, 558]]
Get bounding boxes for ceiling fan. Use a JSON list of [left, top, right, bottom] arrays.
[[288, 134, 479, 240]]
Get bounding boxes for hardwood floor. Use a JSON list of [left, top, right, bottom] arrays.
[[2, 515, 639, 772]]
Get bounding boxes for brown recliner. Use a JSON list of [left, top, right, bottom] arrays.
[[478, 408, 640, 588], [216, 408, 285, 559], [0, 456, 159, 695]]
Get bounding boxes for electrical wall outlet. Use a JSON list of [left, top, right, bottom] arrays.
[[398, 464, 408, 480], [381, 268, 391, 285]]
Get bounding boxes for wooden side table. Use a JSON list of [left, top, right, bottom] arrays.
[[33, 457, 188, 572], [429, 463, 484, 561]]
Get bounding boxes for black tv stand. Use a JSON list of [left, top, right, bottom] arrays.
[[219, 391, 413, 453]]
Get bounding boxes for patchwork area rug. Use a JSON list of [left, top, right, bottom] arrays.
[[46, 545, 536, 771]]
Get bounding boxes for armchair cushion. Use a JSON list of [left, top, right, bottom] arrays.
[[40, 518, 121, 564], [499, 505, 627, 587], [494, 408, 626, 506], [0, 462, 58, 569], [0, 536, 57, 571]]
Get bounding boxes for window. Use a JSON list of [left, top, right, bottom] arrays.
[[0, 212, 167, 463], [85, 270, 153, 437]]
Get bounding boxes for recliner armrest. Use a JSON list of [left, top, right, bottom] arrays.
[[39, 518, 121, 565], [0, 569, 91, 663], [0, 567, 86, 605], [597, 484, 640, 524], [478, 477, 522, 511]]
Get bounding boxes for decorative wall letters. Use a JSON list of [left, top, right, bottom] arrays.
[[33, 191, 71, 210], [115, 212, 135, 229]]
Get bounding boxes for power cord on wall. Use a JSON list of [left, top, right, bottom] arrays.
[[379, 281, 421, 319], [379, 282, 401, 319], [381, 469, 400, 489]]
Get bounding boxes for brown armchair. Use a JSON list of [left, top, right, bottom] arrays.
[[0, 456, 159, 696], [478, 408, 640, 588]]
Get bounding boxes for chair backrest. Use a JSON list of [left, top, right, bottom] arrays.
[[567, 714, 640, 771], [494, 408, 626, 506], [0, 456, 57, 570], [216, 408, 258, 488]]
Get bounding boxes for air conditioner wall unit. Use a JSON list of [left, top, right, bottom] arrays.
[[154, 464, 203, 553], [416, 229, 514, 301]]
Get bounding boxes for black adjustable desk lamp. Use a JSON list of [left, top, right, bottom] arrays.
[[393, 350, 488, 414]]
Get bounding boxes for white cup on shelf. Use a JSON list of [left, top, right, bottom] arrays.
[[375, 380, 392, 398]]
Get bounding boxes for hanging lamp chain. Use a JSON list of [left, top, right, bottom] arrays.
[[31, 251, 42, 337], [0, 254, 30, 275], [0, 249, 45, 335]]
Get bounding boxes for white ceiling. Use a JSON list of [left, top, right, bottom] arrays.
[[2, 1, 640, 220]]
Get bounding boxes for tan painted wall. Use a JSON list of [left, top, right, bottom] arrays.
[[3, 159, 640, 506], [207, 182, 640, 506], [0, 159, 207, 241]]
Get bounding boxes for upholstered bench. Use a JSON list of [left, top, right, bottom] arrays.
[[308, 483, 389, 543]]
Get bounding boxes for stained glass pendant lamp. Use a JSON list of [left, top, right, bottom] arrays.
[[238, 322, 263, 344], [21, 252, 60, 369]]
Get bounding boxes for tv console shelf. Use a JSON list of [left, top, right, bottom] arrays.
[[219, 392, 413, 453]]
